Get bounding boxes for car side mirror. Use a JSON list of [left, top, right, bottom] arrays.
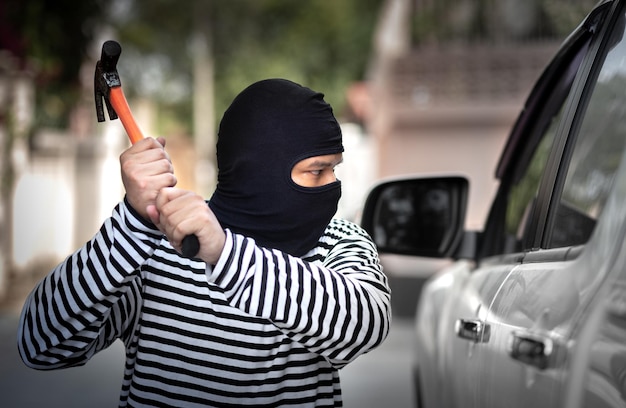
[[361, 176, 469, 258]]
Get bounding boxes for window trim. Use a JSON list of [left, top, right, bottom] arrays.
[[477, 6, 608, 261], [541, 0, 625, 250]]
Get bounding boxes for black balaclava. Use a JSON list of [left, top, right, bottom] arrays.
[[208, 78, 344, 257]]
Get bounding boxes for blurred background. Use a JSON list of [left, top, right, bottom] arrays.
[[0, 0, 597, 312], [0, 0, 597, 406]]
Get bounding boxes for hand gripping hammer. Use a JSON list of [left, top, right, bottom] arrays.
[[94, 40, 200, 258]]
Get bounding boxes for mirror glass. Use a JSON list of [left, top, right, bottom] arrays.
[[363, 177, 467, 257]]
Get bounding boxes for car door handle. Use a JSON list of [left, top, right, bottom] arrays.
[[508, 331, 556, 370], [455, 319, 491, 343]]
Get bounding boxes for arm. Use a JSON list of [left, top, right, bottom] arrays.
[[150, 187, 391, 368], [18, 137, 175, 369], [210, 222, 391, 368], [17, 200, 161, 369]]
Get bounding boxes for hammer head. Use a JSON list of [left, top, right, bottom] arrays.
[[94, 40, 123, 122]]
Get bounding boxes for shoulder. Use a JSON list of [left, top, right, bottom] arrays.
[[323, 218, 372, 240], [304, 218, 376, 262]]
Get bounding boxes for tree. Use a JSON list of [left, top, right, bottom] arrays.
[[0, 0, 107, 301], [109, 0, 384, 135], [107, 0, 384, 194], [0, 0, 108, 128], [412, 0, 598, 45]]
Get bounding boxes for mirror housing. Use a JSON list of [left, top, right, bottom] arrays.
[[361, 176, 469, 258]]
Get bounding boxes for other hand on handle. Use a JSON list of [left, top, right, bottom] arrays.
[[147, 187, 225, 264]]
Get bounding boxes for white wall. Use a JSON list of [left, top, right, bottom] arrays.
[[12, 126, 126, 272], [336, 122, 378, 222]]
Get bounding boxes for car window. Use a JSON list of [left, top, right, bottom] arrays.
[[548, 10, 626, 249], [503, 108, 560, 253], [499, 50, 586, 254]]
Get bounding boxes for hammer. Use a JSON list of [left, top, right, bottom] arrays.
[[95, 40, 200, 258]]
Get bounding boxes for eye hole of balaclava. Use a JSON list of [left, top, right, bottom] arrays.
[[208, 78, 344, 257]]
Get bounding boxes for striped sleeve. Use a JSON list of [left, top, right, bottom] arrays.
[[17, 198, 161, 369], [207, 219, 392, 368]]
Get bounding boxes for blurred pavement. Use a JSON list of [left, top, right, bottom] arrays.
[[0, 312, 125, 408]]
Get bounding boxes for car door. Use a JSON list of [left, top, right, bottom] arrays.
[[475, 2, 626, 407], [564, 197, 626, 408], [433, 6, 607, 407]]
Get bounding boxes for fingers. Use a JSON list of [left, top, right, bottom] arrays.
[[121, 137, 177, 220], [146, 204, 160, 227], [155, 188, 226, 264], [121, 138, 173, 176], [154, 188, 201, 246]]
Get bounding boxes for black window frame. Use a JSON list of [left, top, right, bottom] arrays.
[[542, 0, 626, 250], [476, 2, 612, 261]]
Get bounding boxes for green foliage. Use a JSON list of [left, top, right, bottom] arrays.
[[542, 0, 600, 36], [0, 0, 599, 135], [1, 0, 383, 134], [0, 0, 107, 128], [111, 0, 384, 135], [412, 0, 597, 45]]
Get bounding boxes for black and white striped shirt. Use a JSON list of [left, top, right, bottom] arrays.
[[18, 199, 391, 407]]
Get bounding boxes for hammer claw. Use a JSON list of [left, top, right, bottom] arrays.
[[94, 61, 106, 122], [104, 95, 118, 121], [95, 93, 105, 122], [94, 46, 122, 123], [94, 89, 118, 122]]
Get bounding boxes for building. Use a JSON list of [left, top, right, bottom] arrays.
[[362, 0, 591, 315]]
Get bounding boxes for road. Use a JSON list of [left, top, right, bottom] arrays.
[[0, 311, 416, 407]]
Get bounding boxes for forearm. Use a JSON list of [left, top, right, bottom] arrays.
[[208, 229, 392, 368], [17, 198, 160, 369]]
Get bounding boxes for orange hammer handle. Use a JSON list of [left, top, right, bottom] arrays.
[[109, 87, 144, 144], [109, 84, 200, 258]]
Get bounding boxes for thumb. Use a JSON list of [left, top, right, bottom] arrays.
[[146, 204, 160, 226]]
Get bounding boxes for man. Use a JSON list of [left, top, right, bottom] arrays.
[[18, 79, 391, 407]]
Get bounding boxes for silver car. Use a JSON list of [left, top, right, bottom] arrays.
[[361, 1, 626, 407]]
